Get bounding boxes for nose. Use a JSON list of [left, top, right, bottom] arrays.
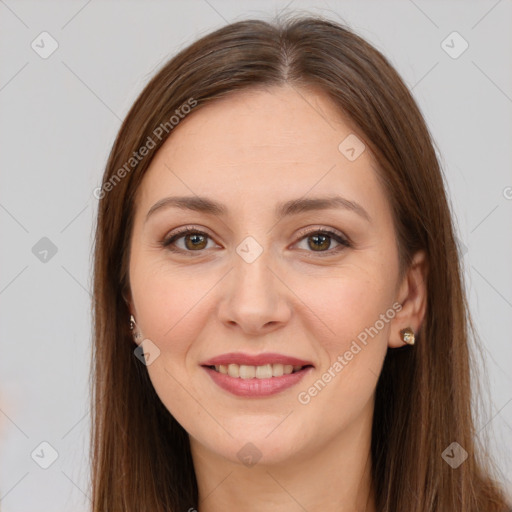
[[217, 246, 292, 336]]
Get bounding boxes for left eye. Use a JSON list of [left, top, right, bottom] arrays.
[[161, 228, 350, 256], [294, 230, 350, 255]]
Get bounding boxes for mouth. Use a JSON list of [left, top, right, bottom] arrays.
[[200, 353, 314, 397]]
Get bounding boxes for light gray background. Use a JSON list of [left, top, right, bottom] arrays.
[[1, 1, 511, 510]]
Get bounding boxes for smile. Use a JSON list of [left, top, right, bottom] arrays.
[[202, 364, 313, 397]]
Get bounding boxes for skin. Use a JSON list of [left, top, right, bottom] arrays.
[[127, 85, 428, 512]]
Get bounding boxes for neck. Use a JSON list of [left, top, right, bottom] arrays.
[[191, 400, 376, 512]]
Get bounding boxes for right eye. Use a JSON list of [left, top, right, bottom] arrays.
[[161, 227, 219, 254]]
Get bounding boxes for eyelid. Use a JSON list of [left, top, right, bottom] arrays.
[[294, 225, 350, 244]]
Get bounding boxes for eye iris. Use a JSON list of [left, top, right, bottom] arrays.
[[185, 233, 207, 250], [308, 234, 330, 251]]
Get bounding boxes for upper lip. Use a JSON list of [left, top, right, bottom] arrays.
[[201, 352, 314, 367]]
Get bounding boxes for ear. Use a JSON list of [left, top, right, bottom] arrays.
[[122, 288, 135, 317], [388, 250, 428, 348]]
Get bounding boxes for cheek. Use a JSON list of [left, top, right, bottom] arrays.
[[306, 271, 395, 348], [129, 264, 216, 433], [132, 266, 213, 349], [295, 274, 394, 406]]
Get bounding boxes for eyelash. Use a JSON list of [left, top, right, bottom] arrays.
[[161, 225, 351, 258]]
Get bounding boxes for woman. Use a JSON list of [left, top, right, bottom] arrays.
[[90, 15, 511, 512]]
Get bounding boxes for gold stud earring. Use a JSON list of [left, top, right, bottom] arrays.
[[400, 327, 415, 345]]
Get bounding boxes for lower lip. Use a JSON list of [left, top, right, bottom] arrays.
[[202, 366, 313, 397]]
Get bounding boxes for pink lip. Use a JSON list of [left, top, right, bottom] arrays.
[[201, 352, 313, 367], [202, 365, 314, 397]]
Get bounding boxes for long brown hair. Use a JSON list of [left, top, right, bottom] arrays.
[[91, 14, 511, 511]]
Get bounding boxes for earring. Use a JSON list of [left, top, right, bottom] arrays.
[[400, 327, 415, 345], [129, 315, 142, 342]]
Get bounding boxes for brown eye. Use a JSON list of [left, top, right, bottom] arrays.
[[162, 227, 350, 257], [162, 228, 216, 253], [295, 229, 351, 257]]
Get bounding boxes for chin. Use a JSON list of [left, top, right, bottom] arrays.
[[192, 416, 313, 468], [229, 436, 304, 468]]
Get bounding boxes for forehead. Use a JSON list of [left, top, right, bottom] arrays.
[[135, 86, 389, 221]]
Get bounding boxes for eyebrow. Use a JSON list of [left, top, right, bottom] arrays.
[[145, 195, 371, 223]]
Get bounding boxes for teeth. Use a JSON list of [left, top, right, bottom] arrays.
[[273, 363, 284, 377], [213, 363, 305, 379], [239, 365, 256, 379], [227, 364, 239, 378], [254, 364, 271, 379]]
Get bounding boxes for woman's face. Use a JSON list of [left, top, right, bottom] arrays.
[[128, 85, 414, 465]]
